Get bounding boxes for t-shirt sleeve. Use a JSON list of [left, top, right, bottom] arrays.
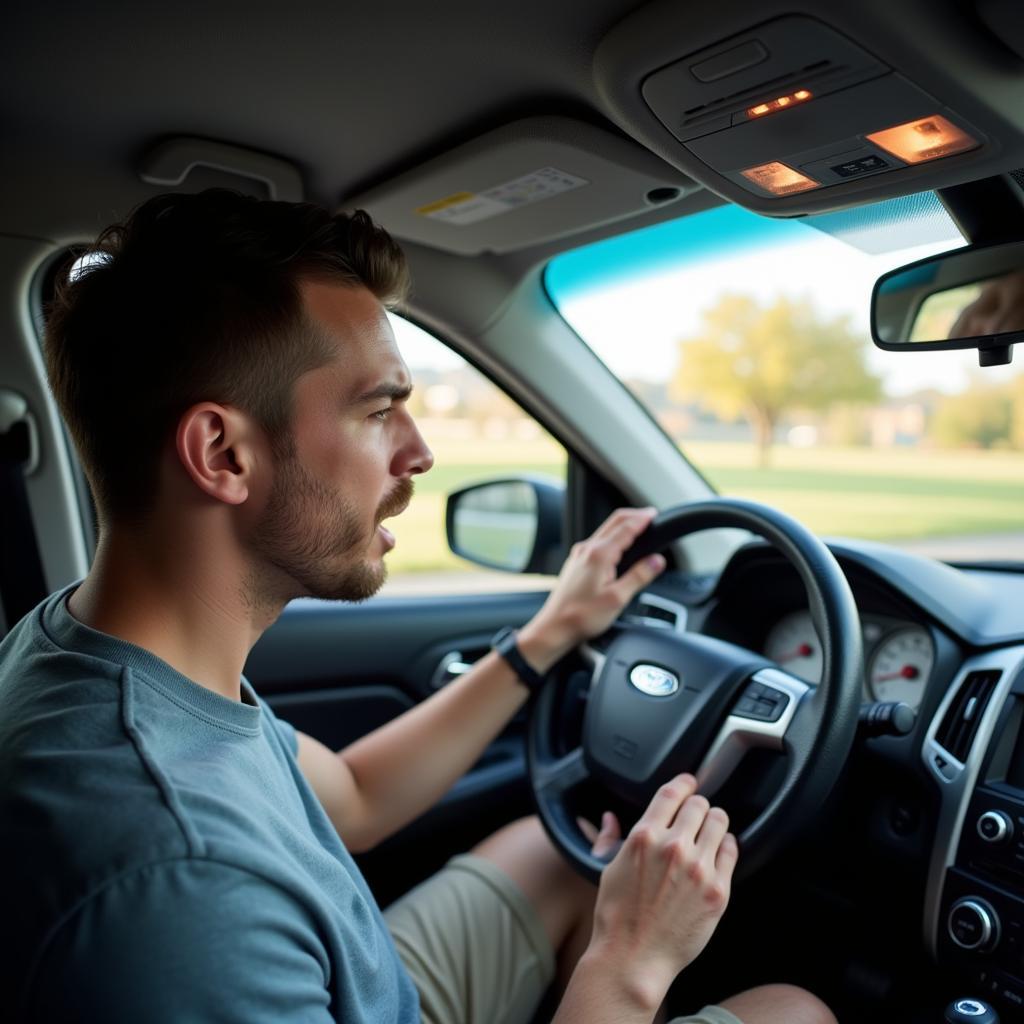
[[27, 859, 334, 1023]]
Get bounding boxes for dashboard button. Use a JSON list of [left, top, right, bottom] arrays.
[[949, 898, 1000, 952], [978, 810, 1013, 844]]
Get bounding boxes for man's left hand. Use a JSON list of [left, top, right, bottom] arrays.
[[517, 507, 666, 672]]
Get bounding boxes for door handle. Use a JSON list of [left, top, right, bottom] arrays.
[[431, 651, 476, 690]]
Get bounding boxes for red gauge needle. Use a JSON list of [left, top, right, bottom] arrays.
[[874, 665, 920, 682], [776, 643, 813, 663]]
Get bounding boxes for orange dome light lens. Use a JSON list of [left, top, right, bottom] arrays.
[[746, 89, 813, 118], [866, 115, 978, 164], [740, 161, 820, 196]]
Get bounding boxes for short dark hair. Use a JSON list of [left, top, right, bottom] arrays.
[[44, 188, 409, 526]]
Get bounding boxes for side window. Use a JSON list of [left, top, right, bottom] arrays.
[[384, 314, 566, 596]]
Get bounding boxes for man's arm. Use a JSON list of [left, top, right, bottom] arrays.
[[296, 507, 666, 853]]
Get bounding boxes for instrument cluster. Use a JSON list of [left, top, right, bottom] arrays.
[[763, 609, 934, 710]]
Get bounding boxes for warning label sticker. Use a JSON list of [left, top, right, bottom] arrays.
[[416, 167, 589, 227]]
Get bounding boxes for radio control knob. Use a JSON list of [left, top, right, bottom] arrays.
[[977, 810, 1013, 844], [948, 898, 1000, 952]]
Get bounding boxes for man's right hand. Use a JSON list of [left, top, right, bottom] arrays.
[[583, 774, 738, 1014]]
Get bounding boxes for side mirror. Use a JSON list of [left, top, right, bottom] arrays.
[[445, 477, 564, 574], [871, 240, 1024, 366]]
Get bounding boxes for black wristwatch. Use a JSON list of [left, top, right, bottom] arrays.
[[491, 626, 546, 695]]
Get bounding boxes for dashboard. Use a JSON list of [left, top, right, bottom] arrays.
[[658, 537, 1024, 1016]]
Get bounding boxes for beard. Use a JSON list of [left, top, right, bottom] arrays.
[[248, 454, 413, 607]]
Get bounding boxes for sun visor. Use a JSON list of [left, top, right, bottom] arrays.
[[344, 117, 699, 256]]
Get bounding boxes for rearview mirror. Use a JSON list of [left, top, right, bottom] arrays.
[[871, 241, 1024, 366], [445, 477, 564, 574]]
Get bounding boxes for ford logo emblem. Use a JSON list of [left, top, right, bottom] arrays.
[[629, 664, 679, 697]]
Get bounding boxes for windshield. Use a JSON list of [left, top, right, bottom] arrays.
[[545, 193, 1024, 565]]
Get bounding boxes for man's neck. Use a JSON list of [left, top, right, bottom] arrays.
[[68, 528, 285, 702]]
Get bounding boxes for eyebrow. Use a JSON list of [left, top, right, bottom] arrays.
[[351, 381, 414, 404]]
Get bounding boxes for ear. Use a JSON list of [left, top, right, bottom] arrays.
[[174, 403, 257, 506]]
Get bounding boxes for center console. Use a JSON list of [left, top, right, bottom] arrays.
[[926, 648, 1024, 1014]]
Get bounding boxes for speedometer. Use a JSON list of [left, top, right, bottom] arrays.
[[868, 627, 933, 709], [764, 610, 822, 685]]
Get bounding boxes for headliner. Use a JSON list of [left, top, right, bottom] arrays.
[[3, 0, 646, 210]]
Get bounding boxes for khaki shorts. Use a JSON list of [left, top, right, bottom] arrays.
[[384, 853, 743, 1024]]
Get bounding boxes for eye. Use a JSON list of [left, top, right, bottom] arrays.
[[371, 407, 394, 422]]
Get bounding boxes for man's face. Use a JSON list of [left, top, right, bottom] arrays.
[[249, 282, 433, 603]]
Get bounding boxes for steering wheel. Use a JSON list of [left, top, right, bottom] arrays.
[[527, 498, 863, 883]]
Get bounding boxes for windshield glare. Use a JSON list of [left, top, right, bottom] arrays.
[[546, 194, 1024, 565]]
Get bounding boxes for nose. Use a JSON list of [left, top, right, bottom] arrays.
[[394, 412, 434, 477]]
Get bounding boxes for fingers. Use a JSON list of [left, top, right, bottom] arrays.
[[671, 792, 712, 844], [577, 815, 599, 845], [595, 811, 623, 860], [582, 507, 665, 595], [715, 832, 739, 876], [611, 552, 667, 603], [635, 774, 698, 831], [578, 812, 623, 861], [592, 506, 656, 543], [695, 806, 730, 867]]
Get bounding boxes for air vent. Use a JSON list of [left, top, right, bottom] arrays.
[[936, 670, 1002, 763]]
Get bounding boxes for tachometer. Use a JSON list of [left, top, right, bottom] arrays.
[[868, 627, 933, 709], [764, 610, 822, 684]]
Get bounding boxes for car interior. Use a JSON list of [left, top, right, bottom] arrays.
[[6, 1, 1024, 1021]]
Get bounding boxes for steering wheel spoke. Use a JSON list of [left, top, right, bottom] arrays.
[[534, 746, 590, 799], [697, 668, 811, 796], [579, 642, 606, 674]]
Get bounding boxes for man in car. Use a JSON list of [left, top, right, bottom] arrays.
[[0, 189, 836, 1024]]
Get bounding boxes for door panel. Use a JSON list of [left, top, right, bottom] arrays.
[[247, 592, 548, 699], [243, 589, 548, 904]]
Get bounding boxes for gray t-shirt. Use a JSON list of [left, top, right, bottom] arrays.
[[0, 584, 419, 1023]]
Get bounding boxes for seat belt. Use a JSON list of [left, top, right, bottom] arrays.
[[0, 391, 47, 630]]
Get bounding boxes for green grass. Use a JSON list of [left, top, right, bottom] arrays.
[[385, 435, 1024, 576], [686, 441, 1024, 541]]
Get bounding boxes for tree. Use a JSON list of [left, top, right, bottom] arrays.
[[932, 376, 1012, 449], [671, 294, 881, 465]]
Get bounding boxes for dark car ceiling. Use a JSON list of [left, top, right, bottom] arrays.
[[3, 1, 1023, 256], [3, 0, 643, 226]]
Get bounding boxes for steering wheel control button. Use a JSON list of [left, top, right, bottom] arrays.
[[949, 898, 1000, 952], [977, 810, 1013, 844], [735, 683, 790, 722]]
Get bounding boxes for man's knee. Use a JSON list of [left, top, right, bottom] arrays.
[[471, 815, 594, 950], [472, 815, 581, 884], [717, 983, 837, 1024]]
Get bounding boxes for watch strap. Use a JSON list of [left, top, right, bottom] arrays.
[[491, 626, 545, 694]]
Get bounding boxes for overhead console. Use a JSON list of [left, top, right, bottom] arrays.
[[594, 3, 1024, 214]]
